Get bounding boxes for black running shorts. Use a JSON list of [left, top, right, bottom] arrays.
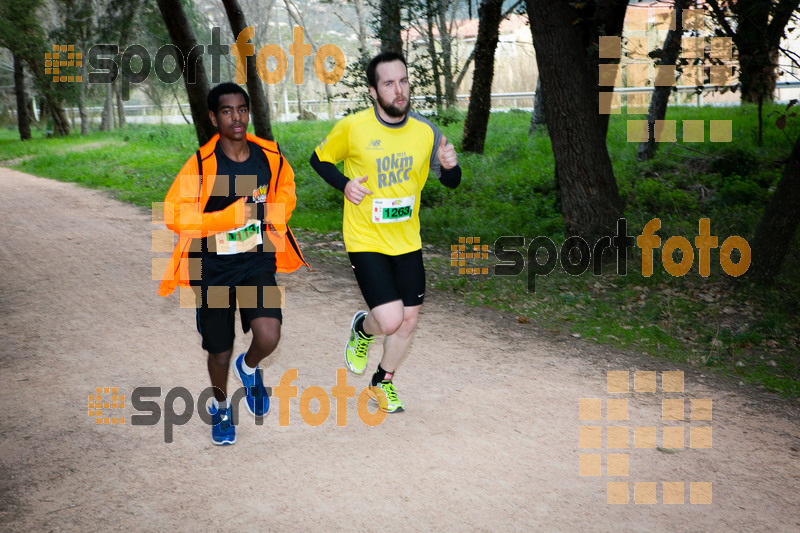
[[348, 249, 425, 309], [195, 271, 282, 354]]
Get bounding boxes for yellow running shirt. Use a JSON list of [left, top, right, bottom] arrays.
[[314, 108, 446, 255]]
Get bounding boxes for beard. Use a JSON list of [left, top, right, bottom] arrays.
[[376, 93, 410, 118]]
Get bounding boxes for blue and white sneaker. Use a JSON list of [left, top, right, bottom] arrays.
[[209, 404, 236, 446], [233, 353, 270, 417]]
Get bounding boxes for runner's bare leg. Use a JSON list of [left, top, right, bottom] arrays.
[[363, 302, 421, 372]]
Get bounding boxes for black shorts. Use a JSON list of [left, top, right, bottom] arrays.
[[348, 250, 425, 309], [195, 271, 282, 354]]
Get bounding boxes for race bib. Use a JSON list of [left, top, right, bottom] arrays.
[[214, 219, 262, 255], [372, 196, 415, 224]]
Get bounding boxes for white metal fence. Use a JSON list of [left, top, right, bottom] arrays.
[[45, 81, 800, 125]]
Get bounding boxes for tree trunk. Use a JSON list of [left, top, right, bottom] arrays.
[[425, 0, 443, 111], [38, 98, 49, 129], [21, 62, 70, 136], [101, 83, 114, 132], [13, 52, 31, 140], [749, 134, 800, 283], [592, 0, 628, 137], [222, 0, 273, 141], [733, 0, 775, 104], [49, 100, 71, 136], [1, 0, 69, 137], [529, 76, 545, 134], [352, 0, 369, 53], [637, 0, 690, 161], [157, 0, 215, 146], [707, 0, 800, 105], [454, 48, 475, 91], [527, 0, 623, 240], [379, 0, 403, 54], [79, 57, 88, 135], [462, 0, 504, 154], [116, 83, 126, 128], [437, 0, 456, 107]]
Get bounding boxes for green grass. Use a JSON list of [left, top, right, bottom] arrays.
[[1, 103, 798, 396]]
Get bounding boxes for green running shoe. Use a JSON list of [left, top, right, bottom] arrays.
[[369, 380, 405, 413], [345, 311, 373, 375]]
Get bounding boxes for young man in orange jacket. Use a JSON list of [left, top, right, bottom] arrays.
[[159, 83, 306, 445]]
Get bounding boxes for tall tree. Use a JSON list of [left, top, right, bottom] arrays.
[[13, 52, 31, 140], [0, 0, 71, 136], [157, 0, 216, 146], [589, 0, 628, 137], [424, 0, 444, 111], [96, 0, 144, 132], [706, 0, 800, 104], [638, 0, 692, 161], [452, 0, 523, 95], [435, 0, 457, 107], [461, 0, 504, 154], [222, 0, 273, 140], [101, 84, 115, 132], [352, 0, 371, 53], [379, 0, 403, 53], [282, 0, 337, 122], [55, 0, 95, 135], [526, 0, 625, 241], [749, 132, 800, 283]]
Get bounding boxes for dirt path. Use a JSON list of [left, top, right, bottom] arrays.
[[1, 168, 799, 532]]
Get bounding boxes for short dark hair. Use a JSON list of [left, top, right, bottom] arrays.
[[207, 83, 250, 113], [366, 52, 407, 89]]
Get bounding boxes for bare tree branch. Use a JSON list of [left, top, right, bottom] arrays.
[[768, 0, 800, 45], [453, 0, 523, 89], [706, 0, 735, 38]]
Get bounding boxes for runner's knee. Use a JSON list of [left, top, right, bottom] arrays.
[[251, 322, 281, 356], [373, 312, 404, 336], [208, 349, 233, 368], [399, 312, 418, 336]]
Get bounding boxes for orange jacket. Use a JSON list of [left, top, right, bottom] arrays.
[[158, 133, 307, 297]]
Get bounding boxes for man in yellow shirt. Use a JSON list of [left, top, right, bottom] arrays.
[[310, 52, 461, 413]]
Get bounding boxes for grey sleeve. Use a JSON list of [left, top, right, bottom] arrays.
[[409, 111, 444, 179], [428, 124, 444, 179]]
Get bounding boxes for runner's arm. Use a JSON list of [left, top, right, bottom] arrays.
[[269, 154, 297, 233], [163, 158, 248, 237], [309, 152, 349, 192], [439, 165, 461, 189], [428, 126, 461, 189]]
